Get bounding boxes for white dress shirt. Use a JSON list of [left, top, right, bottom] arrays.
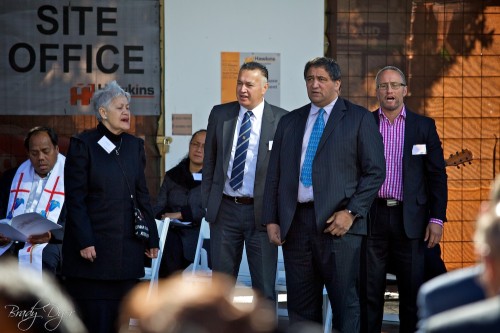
[[297, 99, 337, 202], [26, 171, 50, 213], [224, 99, 265, 197]]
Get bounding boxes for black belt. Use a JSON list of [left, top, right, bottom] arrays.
[[297, 201, 314, 208], [375, 198, 402, 207], [223, 194, 254, 205]]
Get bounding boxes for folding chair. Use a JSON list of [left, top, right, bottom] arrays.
[[141, 218, 170, 299], [188, 218, 211, 276], [324, 301, 332, 333], [129, 218, 171, 328]]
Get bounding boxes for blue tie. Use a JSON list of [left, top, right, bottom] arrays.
[[300, 108, 325, 187], [230, 111, 253, 190]]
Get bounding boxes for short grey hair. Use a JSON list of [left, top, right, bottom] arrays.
[[375, 66, 407, 86], [92, 80, 131, 121]]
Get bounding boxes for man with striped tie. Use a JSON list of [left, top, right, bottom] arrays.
[[202, 62, 288, 301]]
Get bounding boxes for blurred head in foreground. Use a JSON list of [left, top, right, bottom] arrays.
[[119, 273, 277, 333], [475, 176, 500, 297], [0, 258, 87, 333]]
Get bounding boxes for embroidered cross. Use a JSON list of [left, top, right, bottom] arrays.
[[43, 176, 64, 218], [9, 173, 30, 214]]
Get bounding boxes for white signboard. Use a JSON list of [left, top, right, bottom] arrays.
[[221, 52, 280, 106], [0, 1, 160, 115]]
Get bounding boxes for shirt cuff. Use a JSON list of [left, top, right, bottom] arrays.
[[429, 218, 444, 227]]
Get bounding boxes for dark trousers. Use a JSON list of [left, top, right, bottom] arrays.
[[210, 196, 277, 301], [159, 229, 191, 278], [284, 203, 362, 333], [424, 243, 447, 282], [65, 278, 136, 333], [363, 202, 424, 333]]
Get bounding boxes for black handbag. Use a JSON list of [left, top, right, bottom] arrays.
[[114, 153, 150, 241]]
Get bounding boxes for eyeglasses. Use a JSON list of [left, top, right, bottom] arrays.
[[377, 82, 406, 90], [190, 142, 205, 150]]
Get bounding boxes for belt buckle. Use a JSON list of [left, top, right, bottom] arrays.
[[234, 197, 243, 205], [386, 199, 398, 207]]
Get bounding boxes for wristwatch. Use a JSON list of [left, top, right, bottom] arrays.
[[346, 209, 360, 220]]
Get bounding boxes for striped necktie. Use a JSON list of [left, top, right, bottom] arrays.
[[300, 108, 325, 187], [230, 111, 253, 190]]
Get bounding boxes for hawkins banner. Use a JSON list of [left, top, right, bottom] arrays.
[[0, 0, 160, 115]]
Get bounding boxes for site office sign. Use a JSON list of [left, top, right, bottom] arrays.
[[0, 1, 160, 115]]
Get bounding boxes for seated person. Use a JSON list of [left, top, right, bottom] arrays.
[[0, 126, 65, 276], [153, 129, 206, 277]]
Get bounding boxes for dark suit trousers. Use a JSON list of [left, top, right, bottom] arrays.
[[210, 196, 277, 301], [364, 201, 424, 333], [283, 203, 362, 332], [159, 229, 191, 278]]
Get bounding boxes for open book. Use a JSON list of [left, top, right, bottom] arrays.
[[0, 212, 62, 242]]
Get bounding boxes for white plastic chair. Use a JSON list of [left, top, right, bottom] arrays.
[[189, 218, 211, 276], [142, 218, 170, 299], [324, 301, 333, 333], [130, 218, 170, 328]]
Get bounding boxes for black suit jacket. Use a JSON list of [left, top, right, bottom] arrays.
[[263, 98, 386, 239], [202, 100, 288, 230], [372, 109, 447, 238]]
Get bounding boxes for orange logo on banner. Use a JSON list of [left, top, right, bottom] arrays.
[[70, 84, 96, 106], [244, 56, 255, 63]]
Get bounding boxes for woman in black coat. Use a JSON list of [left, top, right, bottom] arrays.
[[62, 81, 159, 333], [153, 129, 206, 277]]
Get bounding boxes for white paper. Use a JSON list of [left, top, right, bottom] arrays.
[[268, 140, 273, 150], [98, 136, 116, 154], [0, 213, 62, 242], [192, 173, 202, 181], [412, 144, 427, 155]]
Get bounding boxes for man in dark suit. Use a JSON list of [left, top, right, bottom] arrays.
[[262, 57, 386, 332], [202, 61, 288, 301], [362, 66, 448, 333]]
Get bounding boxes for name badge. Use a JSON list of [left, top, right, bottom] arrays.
[[192, 173, 202, 181], [98, 136, 116, 154], [412, 144, 427, 155], [268, 141, 273, 150]]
